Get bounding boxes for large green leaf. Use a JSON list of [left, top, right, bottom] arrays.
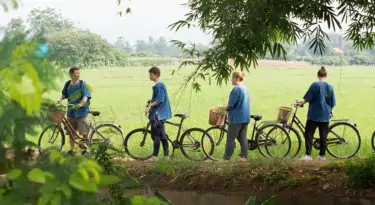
[[6, 168, 22, 180], [98, 175, 120, 185], [27, 168, 46, 184], [68, 173, 98, 193]]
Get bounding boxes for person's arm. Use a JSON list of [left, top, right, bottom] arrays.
[[299, 83, 316, 106], [227, 87, 239, 111], [148, 85, 165, 110], [76, 82, 91, 108], [58, 83, 69, 103]]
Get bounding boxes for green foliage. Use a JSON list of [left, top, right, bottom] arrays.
[[168, 0, 375, 89], [0, 31, 61, 171], [345, 155, 375, 189], [0, 150, 121, 205]]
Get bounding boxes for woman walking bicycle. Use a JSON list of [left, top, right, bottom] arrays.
[[297, 66, 336, 161], [223, 71, 250, 162]]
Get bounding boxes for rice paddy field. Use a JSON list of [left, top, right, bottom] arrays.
[[34, 60, 375, 161]]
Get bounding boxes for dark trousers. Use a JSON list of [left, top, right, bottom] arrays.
[[304, 120, 329, 156], [224, 123, 249, 160], [150, 117, 169, 157]]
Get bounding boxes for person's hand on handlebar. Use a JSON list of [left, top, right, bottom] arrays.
[[295, 100, 305, 107]]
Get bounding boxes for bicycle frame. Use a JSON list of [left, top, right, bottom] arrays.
[[139, 116, 195, 148], [212, 115, 276, 146], [289, 102, 353, 146]]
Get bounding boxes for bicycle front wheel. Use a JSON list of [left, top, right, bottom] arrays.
[[257, 123, 291, 158], [180, 127, 214, 161], [124, 128, 153, 160], [38, 124, 65, 154], [201, 126, 228, 161], [326, 122, 361, 159]]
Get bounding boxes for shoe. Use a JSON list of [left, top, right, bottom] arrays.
[[236, 157, 248, 162], [67, 150, 75, 156], [145, 156, 159, 162], [81, 150, 89, 155], [317, 155, 326, 161], [300, 155, 312, 161]]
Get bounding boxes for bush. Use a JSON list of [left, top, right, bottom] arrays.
[[345, 154, 375, 188]]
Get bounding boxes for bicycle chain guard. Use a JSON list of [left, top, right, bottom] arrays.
[[248, 140, 257, 150]]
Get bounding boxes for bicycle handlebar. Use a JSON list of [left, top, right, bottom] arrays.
[[292, 100, 333, 117]]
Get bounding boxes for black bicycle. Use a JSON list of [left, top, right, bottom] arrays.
[[285, 100, 361, 159], [201, 114, 291, 161], [123, 100, 215, 161]]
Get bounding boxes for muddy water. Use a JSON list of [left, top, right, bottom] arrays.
[[122, 189, 375, 205]]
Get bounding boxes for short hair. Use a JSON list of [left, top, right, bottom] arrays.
[[69, 66, 79, 75], [149, 66, 161, 77], [317, 66, 327, 78], [232, 71, 246, 81]]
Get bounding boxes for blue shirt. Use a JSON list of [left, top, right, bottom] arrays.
[[62, 80, 91, 118], [149, 81, 172, 121], [303, 81, 336, 122], [227, 84, 251, 124]]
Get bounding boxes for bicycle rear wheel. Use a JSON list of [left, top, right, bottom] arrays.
[[38, 124, 65, 154], [326, 122, 361, 159], [180, 127, 214, 161], [90, 123, 124, 156], [256, 123, 291, 158], [124, 128, 153, 160]]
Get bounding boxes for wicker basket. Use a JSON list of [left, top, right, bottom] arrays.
[[47, 109, 66, 125], [209, 107, 227, 126], [277, 106, 292, 124]]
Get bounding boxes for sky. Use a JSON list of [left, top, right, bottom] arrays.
[[0, 0, 212, 45]]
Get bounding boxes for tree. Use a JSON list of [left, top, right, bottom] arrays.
[[166, 0, 375, 89], [4, 18, 26, 36], [27, 7, 74, 38]]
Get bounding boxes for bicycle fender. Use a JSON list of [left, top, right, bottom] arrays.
[[92, 121, 124, 134], [330, 120, 357, 128]]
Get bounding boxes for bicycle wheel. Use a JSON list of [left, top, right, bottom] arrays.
[[256, 123, 291, 158], [326, 122, 361, 159], [201, 126, 228, 161], [89, 123, 124, 156], [124, 128, 153, 160], [371, 131, 375, 152], [38, 124, 65, 154], [180, 127, 214, 161], [284, 125, 302, 158]]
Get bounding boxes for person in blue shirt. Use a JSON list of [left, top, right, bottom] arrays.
[[57, 67, 91, 156], [224, 71, 250, 161], [297, 66, 336, 161], [146, 66, 172, 161]]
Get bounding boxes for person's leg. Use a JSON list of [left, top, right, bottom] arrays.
[[302, 120, 318, 159], [223, 123, 241, 160], [150, 119, 161, 157], [317, 122, 329, 158], [67, 117, 78, 153], [159, 120, 169, 157], [77, 115, 90, 154], [238, 123, 249, 159]]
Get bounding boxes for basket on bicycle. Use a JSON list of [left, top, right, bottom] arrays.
[[209, 106, 227, 126], [47, 109, 66, 125], [277, 106, 292, 124]]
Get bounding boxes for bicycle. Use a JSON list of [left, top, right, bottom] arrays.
[[285, 100, 361, 159], [201, 113, 291, 161], [123, 100, 215, 161], [38, 103, 124, 155]]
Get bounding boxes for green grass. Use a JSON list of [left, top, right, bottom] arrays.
[[33, 64, 375, 160]]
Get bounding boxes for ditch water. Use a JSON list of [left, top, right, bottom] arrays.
[[114, 189, 375, 205]]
